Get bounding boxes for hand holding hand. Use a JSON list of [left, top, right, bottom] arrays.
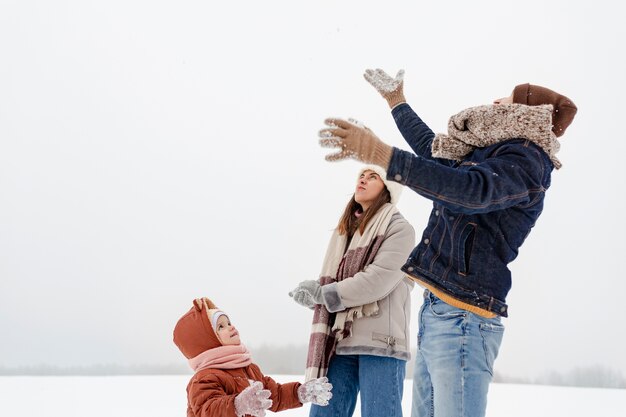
[[318, 118, 393, 167], [363, 68, 406, 109], [234, 381, 272, 417], [297, 377, 333, 406]]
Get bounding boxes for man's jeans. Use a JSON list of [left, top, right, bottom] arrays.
[[411, 290, 505, 417], [310, 354, 406, 417]]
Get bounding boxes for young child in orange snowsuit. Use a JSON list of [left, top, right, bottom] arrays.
[[173, 297, 332, 417]]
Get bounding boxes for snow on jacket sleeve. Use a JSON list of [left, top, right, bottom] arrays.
[[321, 214, 415, 312]]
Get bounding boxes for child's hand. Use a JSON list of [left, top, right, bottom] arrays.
[[234, 381, 272, 417], [297, 377, 333, 406]]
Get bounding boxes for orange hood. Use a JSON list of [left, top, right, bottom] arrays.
[[173, 297, 223, 359]]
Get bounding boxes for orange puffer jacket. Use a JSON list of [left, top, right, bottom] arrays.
[[173, 298, 302, 417], [186, 363, 302, 417]]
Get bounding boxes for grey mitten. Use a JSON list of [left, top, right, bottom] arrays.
[[297, 377, 333, 406], [288, 280, 323, 308], [290, 290, 316, 309], [234, 381, 272, 417]]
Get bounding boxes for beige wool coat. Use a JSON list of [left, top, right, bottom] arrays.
[[321, 212, 416, 360]]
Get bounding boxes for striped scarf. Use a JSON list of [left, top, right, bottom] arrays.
[[304, 203, 397, 381]]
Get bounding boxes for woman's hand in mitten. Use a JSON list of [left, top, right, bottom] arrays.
[[288, 280, 322, 309]]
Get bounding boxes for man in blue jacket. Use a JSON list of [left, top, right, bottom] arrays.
[[317, 69, 577, 417]]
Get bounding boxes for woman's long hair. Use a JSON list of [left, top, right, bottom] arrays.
[[337, 186, 392, 238]]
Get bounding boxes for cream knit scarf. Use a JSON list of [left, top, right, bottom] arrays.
[[305, 203, 398, 381], [431, 103, 562, 169]]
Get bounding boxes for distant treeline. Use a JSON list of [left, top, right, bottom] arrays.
[[2, 344, 625, 389]]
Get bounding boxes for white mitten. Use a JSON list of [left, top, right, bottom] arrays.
[[234, 381, 273, 417], [297, 377, 333, 406]]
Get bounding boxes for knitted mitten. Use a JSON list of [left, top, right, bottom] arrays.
[[234, 381, 272, 417], [289, 280, 322, 308], [319, 118, 393, 168], [363, 68, 406, 109], [297, 377, 333, 406]]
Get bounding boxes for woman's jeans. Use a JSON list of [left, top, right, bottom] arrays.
[[310, 354, 406, 417], [411, 290, 505, 417]]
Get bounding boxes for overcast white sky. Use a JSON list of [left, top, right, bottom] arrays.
[[1, 0, 625, 380]]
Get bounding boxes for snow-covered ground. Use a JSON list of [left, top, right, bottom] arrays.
[[1, 375, 624, 416]]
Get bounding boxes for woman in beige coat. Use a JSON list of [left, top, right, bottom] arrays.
[[290, 165, 415, 417]]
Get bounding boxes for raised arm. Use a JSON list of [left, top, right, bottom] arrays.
[[364, 68, 453, 164], [386, 140, 549, 214]]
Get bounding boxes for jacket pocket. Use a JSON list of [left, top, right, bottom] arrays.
[[457, 223, 477, 276]]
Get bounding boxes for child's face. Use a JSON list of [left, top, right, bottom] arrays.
[[215, 315, 241, 346]]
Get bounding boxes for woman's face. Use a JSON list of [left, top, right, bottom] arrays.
[[215, 315, 241, 346], [354, 170, 385, 211]]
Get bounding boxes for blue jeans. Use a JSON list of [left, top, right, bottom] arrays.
[[310, 354, 406, 417], [411, 290, 505, 417]]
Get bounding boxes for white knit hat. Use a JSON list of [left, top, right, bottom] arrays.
[[209, 310, 227, 331], [357, 165, 403, 205]]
